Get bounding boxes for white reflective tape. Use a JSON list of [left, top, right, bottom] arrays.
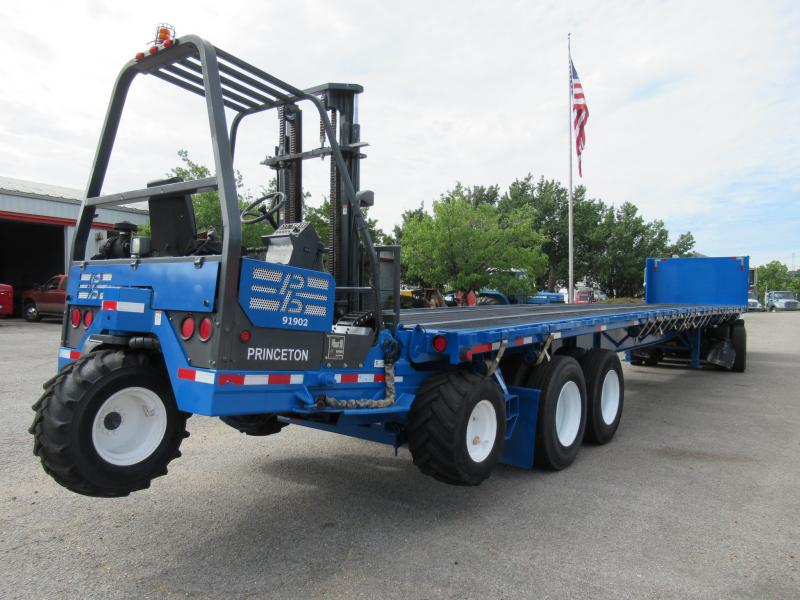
[[523, 336, 533, 344], [194, 371, 215, 385], [154, 310, 162, 326], [334, 374, 343, 383], [552, 332, 562, 339], [290, 374, 304, 384], [244, 374, 269, 386], [117, 301, 145, 313], [491, 341, 502, 350], [58, 348, 71, 359], [357, 374, 374, 383], [394, 376, 404, 383], [374, 359, 385, 368]]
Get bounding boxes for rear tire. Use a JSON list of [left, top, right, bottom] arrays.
[[730, 319, 746, 373], [580, 350, 624, 444], [527, 356, 587, 470], [30, 350, 189, 497], [220, 414, 285, 436], [408, 370, 506, 485]]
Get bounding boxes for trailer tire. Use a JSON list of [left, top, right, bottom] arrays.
[[30, 350, 189, 497], [730, 319, 746, 373], [580, 350, 624, 444], [527, 356, 587, 470], [408, 370, 506, 486], [220, 414, 285, 436]]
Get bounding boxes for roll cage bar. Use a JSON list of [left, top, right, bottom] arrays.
[[73, 35, 382, 336]]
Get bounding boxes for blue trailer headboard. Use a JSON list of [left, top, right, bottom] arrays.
[[645, 256, 749, 306]]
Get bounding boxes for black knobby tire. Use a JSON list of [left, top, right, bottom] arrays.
[[220, 414, 285, 436], [730, 319, 746, 373], [580, 350, 624, 445], [24, 302, 41, 322], [30, 349, 189, 497], [527, 355, 587, 470], [408, 370, 506, 486]]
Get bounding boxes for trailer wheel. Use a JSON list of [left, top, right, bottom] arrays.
[[526, 356, 587, 470], [408, 370, 506, 486], [730, 319, 746, 373], [220, 414, 285, 436], [30, 350, 189, 497], [580, 350, 624, 444]]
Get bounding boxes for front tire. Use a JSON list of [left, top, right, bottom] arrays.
[[408, 370, 506, 485], [24, 302, 41, 322], [30, 350, 189, 497], [527, 356, 587, 470]]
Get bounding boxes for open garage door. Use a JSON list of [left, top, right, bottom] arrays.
[[0, 220, 64, 313]]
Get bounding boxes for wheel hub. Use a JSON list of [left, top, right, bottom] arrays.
[[555, 380, 582, 447], [600, 370, 621, 425], [466, 400, 497, 463], [91, 387, 167, 466]]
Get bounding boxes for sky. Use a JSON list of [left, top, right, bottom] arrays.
[[1, 1, 798, 269]]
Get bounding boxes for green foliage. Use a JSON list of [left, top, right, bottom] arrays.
[[755, 260, 799, 300], [304, 198, 391, 251], [401, 195, 547, 291]]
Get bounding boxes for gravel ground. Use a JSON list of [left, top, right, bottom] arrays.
[[1, 313, 798, 599]]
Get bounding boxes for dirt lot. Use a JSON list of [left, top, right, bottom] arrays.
[[1, 313, 798, 599]]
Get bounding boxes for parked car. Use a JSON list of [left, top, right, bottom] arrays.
[[764, 290, 799, 312], [0, 283, 13, 317], [574, 289, 597, 304], [22, 274, 68, 321]]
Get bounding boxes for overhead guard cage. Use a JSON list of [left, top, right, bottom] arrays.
[[71, 35, 383, 340]]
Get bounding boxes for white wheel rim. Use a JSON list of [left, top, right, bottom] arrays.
[[600, 369, 621, 426], [91, 387, 168, 466], [466, 400, 497, 463], [555, 380, 582, 447]]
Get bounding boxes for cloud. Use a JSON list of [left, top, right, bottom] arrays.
[[0, 0, 798, 267]]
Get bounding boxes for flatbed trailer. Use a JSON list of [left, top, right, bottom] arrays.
[[29, 33, 749, 496]]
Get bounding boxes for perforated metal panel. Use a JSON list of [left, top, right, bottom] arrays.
[[239, 257, 335, 332]]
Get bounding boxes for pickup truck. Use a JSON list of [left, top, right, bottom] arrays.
[[0, 283, 12, 317], [22, 274, 67, 321]]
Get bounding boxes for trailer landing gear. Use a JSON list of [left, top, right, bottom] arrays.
[[30, 350, 188, 497], [408, 370, 506, 485]]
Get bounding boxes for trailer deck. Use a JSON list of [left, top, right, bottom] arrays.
[[400, 302, 725, 330]]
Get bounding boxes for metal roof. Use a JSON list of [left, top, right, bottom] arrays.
[[0, 175, 147, 215]]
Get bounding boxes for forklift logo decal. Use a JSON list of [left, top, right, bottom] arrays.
[[249, 268, 330, 319], [240, 259, 335, 333], [77, 272, 113, 300]]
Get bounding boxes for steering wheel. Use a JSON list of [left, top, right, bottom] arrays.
[[241, 192, 286, 227]]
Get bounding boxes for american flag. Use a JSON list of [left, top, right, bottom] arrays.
[[571, 59, 589, 176]]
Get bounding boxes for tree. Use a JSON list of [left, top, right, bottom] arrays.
[[303, 198, 391, 250], [401, 196, 547, 291], [756, 261, 792, 300], [592, 203, 694, 297], [498, 175, 605, 291]]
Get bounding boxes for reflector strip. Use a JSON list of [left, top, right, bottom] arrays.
[[58, 348, 81, 360], [101, 300, 145, 313], [514, 336, 534, 346], [334, 373, 385, 384], [177, 368, 215, 385], [594, 325, 607, 332], [217, 373, 305, 386]]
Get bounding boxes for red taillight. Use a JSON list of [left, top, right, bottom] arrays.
[[432, 335, 447, 353], [148, 46, 158, 55], [180, 317, 195, 340], [70, 308, 81, 328], [239, 330, 251, 343], [135, 52, 145, 61], [83, 310, 93, 328], [198, 317, 213, 342], [163, 39, 173, 48]]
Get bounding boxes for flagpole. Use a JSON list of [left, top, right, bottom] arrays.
[[568, 33, 574, 304]]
